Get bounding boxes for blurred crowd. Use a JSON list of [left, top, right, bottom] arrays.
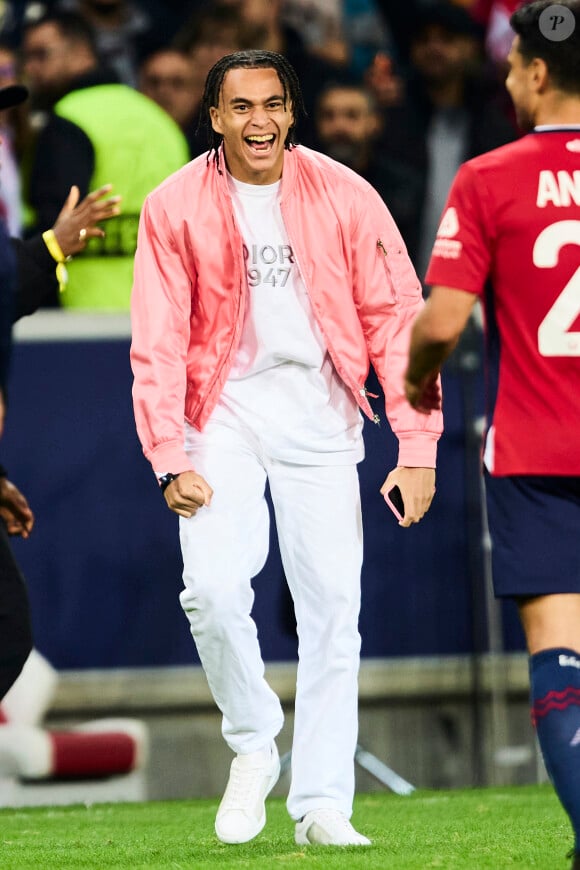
[[0, 0, 520, 309]]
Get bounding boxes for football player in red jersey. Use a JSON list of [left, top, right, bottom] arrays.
[[404, 1, 580, 865]]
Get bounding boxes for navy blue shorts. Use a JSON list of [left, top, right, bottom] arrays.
[[484, 472, 580, 598]]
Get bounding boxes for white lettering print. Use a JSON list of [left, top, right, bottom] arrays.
[[559, 654, 580, 669], [243, 243, 294, 288], [535, 221, 580, 356], [432, 238, 463, 259], [244, 244, 295, 266], [536, 170, 580, 207]]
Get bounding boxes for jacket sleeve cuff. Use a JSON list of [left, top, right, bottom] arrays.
[[145, 440, 195, 477], [31, 234, 58, 269], [396, 432, 439, 468]]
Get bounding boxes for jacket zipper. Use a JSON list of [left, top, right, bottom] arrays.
[[377, 238, 399, 303], [281, 201, 381, 425], [359, 387, 381, 425], [194, 206, 246, 419]]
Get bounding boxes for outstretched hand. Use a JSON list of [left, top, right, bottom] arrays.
[[52, 184, 122, 258]]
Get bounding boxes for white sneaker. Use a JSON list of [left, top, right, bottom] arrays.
[[215, 741, 280, 844], [295, 809, 371, 846]]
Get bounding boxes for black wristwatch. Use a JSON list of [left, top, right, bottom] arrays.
[[159, 473, 181, 493]]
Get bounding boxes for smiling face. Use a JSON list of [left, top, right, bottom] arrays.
[[209, 66, 294, 184]]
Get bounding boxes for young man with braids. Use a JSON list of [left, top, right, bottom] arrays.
[[404, 2, 580, 865], [131, 50, 441, 846]]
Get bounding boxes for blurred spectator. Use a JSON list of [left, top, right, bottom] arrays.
[[364, 51, 405, 111], [54, 0, 174, 87], [22, 11, 189, 309], [374, 0, 429, 68], [173, 4, 254, 157], [138, 48, 200, 158], [342, 0, 394, 78], [314, 81, 422, 259], [471, 0, 519, 68], [0, 0, 21, 47], [219, 0, 354, 146], [281, 0, 349, 66], [378, 1, 516, 279], [173, 3, 253, 70]]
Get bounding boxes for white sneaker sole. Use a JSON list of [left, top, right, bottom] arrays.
[[295, 818, 371, 846]]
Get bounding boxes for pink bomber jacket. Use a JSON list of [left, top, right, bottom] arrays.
[[130, 145, 442, 474]]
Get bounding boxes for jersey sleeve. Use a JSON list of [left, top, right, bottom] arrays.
[[425, 161, 494, 296]]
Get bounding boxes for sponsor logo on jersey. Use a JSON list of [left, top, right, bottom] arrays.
[[436, 207, 460, 238], [571, 727, 580, 747], [566, 139, 580, 153], [433, 207, 462, 258]]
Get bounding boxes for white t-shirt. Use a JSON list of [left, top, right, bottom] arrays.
[[210, 174, 364, 465]]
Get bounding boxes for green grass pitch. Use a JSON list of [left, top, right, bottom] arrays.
[[0, 784, 572, 869]]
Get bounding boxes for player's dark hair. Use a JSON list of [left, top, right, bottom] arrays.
[[198, 50, 306, 169], [510, 0, 580, 95]]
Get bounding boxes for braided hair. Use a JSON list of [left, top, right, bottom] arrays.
[[198, 50, 306, 169]]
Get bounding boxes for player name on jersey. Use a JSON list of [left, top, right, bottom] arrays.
[[537, 170, 580, 207]]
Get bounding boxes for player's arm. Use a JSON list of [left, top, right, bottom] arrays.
[[404, 285, 478, 412], [349, 190, 440, 526]]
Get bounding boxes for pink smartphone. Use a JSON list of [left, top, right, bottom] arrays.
[[384, 485, 405, 521]]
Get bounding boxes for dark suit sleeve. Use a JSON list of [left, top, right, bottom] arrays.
[[11, 235, 59, 320], [28, 115, 94, 232], [0, 220, 15, 390]]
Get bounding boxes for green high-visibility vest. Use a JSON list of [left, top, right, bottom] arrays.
[[54, 84, 189, 310]]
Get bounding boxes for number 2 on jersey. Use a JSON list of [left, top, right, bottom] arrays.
[[534, 220, 580, 356]]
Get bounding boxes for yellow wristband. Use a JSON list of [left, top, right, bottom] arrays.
[[42, 228, 66, 262], [42, 229, 69, 293]]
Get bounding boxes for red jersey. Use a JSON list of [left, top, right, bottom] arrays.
[[426, 129, 580, 476]]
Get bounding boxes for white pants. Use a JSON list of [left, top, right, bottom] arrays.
[[179, 421, 363, 821]]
